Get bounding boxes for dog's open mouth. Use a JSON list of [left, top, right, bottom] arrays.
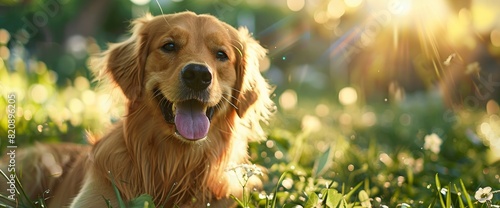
[[153, 88, 215, 141]]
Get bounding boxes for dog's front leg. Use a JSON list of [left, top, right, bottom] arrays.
[[70, 171, 117, 208]]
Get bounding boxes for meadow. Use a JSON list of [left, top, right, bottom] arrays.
[[0, 52, 499, 207], [1, 0, 500, 207]]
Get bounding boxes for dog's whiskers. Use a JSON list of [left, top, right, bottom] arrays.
[[153, 91, 166, 105], [214, 102, 224, 114], [158, 97, 168, 110], [230, 87, 242, 94], [221, 94, 238, 110], [226, 89, 241, 101]]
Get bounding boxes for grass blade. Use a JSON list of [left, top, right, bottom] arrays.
[[445, 184, 451, 208], [163, 182, 177, 207], [108, 171, 127, 208], [453, 184, 465, 208], [229, 194, 244, 208], [271, 171, 290, 208], [459, 179, 473, 208], [0, 194, 15, 204], [129, 194, 155, 208], [312, 145, 333, 177], [435, 174, 446, 208], [344, 181, 363, 201], [103, 196, 113, 208], [14, 172, 36, 207]]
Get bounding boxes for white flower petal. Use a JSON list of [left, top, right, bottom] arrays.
[[484, 187, 492, 193]]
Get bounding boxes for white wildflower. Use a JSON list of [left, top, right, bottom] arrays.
[[423, 133, 442, 154], [475, 187, 493, 203], [226, 163, 263, 186]]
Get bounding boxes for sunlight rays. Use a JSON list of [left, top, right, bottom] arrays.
[[321, 0, 466, 98], [258, 15, 311, 57]]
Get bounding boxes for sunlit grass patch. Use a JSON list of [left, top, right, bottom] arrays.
[[0, 57, 122, 146]]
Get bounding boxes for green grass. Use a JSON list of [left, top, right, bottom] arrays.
[[1, 56, 500, 207]]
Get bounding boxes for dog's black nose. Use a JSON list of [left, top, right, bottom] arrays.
[[181, 64, 212, 91]]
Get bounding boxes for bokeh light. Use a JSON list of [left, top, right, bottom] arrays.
[[74, 76, 90, 91], [0, 29, 9, 43], [274, 151, 284, 159], [339, 113, 352, 125], [478, 115, 500, 160], [279, 89, 298, 110], [0, 46, 9, 60], [69, 98, 85, 114], [327, 1, 345, 19], [81, 90, 96, 106], [23, 109, 32, 121], [315, 104, 330, 117], [301, 114, 321, 132], [266, 140, 274, 148], [281, 178, 294, 190], [344, 0, 362, 8], [66, 35, 87, 59], [287, 0, 305, 12], [471, 0, 498, 33], [361, 111, 377, 126], [30, 84, 49, 104], [486, 100, 499, 115], [130, 0, 150, 6], [338, 87, 357, 105], [491, 29, 500, 47], [347, 164, 354, 171], [314, 11, 329, 24]]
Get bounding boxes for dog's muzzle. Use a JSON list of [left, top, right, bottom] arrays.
[[153, 88, 215, 141]]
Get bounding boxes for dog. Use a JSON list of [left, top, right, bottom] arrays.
[[0, 11, 273, 207]]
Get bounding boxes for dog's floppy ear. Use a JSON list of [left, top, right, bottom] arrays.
[[232, 28, 274, 140], [98, 14, 153, 101]]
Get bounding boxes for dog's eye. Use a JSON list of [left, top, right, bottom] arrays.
[[216, 51, 228, 61], [161, 42, 176, 53]]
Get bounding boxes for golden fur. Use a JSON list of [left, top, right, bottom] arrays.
[[0, 11, 273, 207]]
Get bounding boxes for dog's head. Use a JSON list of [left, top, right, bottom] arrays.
[[96, 11, 273, 142]]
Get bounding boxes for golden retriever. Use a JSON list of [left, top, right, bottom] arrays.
[[1, 11, 273, 207]]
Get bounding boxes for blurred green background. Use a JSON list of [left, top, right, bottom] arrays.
[[1, 0, 500, 207]]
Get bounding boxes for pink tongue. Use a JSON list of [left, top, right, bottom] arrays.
[[175, 100, 210, 140]]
